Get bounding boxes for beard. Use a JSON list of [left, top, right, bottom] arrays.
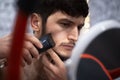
[[52, 42, 75, 61], [52, 49, 69, 61]]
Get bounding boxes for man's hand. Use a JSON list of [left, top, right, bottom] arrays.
[[0, 34, 12, 59], [0, 33, 43, 67], [42, 49, 68, 80]]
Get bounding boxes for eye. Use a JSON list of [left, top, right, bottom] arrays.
[[59, 22, 71, 28], [78, 26, 83, 30], [78, 24, 84, 30]]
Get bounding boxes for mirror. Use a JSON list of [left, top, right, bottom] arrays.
[[66, 20, 120, 80]]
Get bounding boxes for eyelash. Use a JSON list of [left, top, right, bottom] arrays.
[[59, 22, 83, 31], [60, 22, 71, 28], [78, 26, 82, 30]]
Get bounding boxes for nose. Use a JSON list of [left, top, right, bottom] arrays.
[[68, 27, 78, 42]]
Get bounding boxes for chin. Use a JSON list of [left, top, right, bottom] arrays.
[[53, 49, 70, 61], [57, 53, 70, 61]]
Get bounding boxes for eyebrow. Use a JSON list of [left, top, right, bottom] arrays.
[[58, 19, 74, 24], [58, 18, 85, 27]]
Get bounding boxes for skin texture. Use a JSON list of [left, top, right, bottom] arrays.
[[0, 11, 85, 80], [22, 11, 85, 80], [0, 33, 43, 66], [0, 0, 89, 79]]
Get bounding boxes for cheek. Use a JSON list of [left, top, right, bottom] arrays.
[[45, 25, 68, 45], [52, 31, 67, 47], [52, 32, 66, 46]]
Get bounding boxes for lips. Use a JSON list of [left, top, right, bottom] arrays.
[[62, 44, 74, 50]]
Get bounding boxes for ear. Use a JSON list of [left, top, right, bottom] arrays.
[[30, 13, 42, 32]]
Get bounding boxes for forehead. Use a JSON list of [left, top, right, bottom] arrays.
[[47, 11, 85, 24]]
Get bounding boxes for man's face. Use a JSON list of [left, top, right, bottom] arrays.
[[45, 11, 85, 59]]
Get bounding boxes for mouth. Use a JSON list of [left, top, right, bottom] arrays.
[[62, 44, 75, 51]]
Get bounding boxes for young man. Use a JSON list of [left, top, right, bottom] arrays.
[[0, 0, 89, 80]]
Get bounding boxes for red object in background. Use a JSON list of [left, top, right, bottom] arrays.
[[109, 68, 120, 79], [7, 10, 28, 80]]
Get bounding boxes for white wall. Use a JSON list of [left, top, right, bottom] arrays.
[[0, 0, 33, 37]]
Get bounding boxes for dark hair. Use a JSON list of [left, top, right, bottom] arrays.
[[33, 0, 88, 18], [32, 0, 89, 35]]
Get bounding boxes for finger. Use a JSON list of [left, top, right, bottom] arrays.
[[22, 48, 32, 65], [44, 66, 56, 80], [0, 48, 10, 59], [42, 54, 56, 71], [25, 33, 43, 48], [44, 65, 64, 80], [24, 41, 39, 59], [47, 49, 64, 66], [3, 33, 13, 42], [21, 58, 26, 67], [42, 54, 66, 79]]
